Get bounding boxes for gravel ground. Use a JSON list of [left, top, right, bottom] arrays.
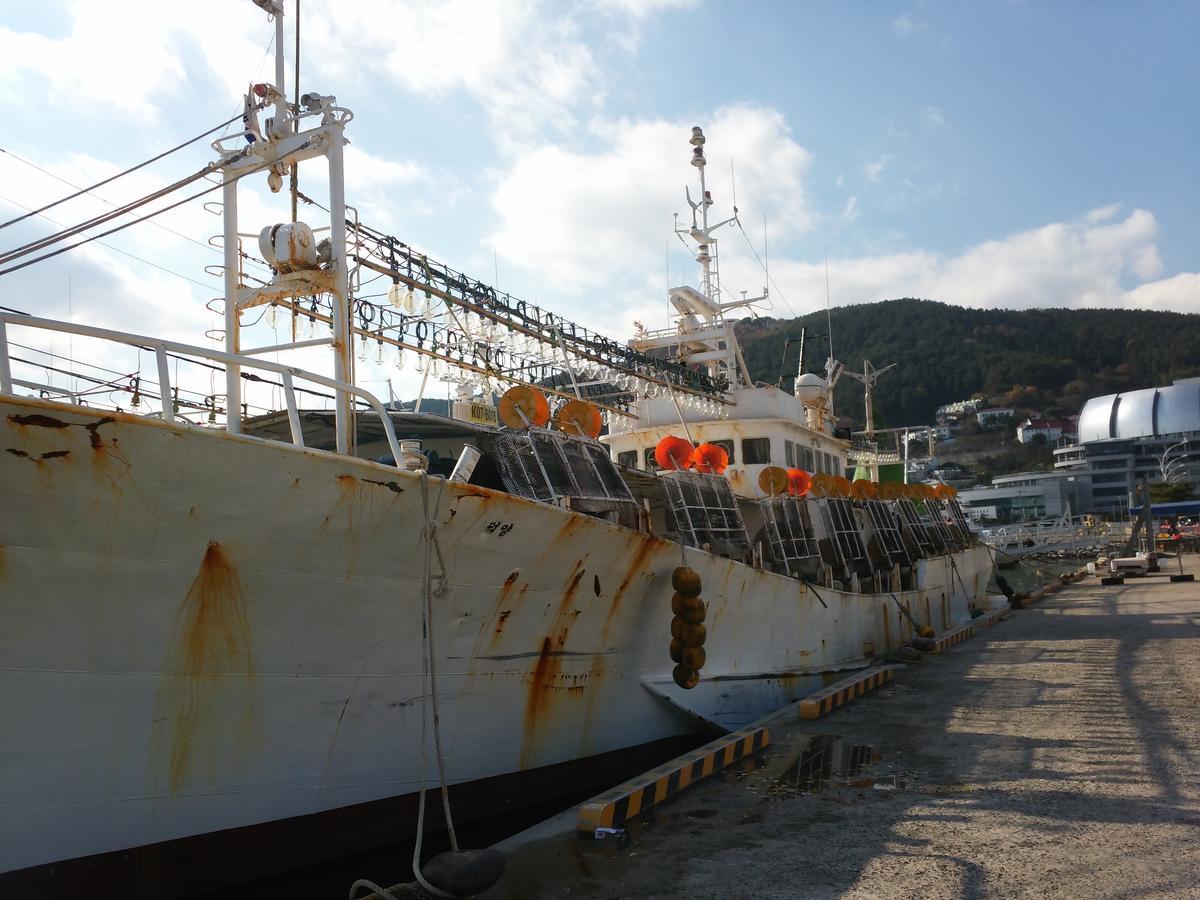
[[483, 560, 1200, 900]]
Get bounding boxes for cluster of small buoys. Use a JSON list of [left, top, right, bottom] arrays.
[[669, 566, 706, 689], [498, 386, 602, 438], [653, 435, 730, 475]]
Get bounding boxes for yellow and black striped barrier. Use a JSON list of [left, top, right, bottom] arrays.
[[798, 667, 897, 720], [932, 621, 977, 652], [576, 724, 769, 832]]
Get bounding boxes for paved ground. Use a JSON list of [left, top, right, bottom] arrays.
[[480, 560, 1200, 899]]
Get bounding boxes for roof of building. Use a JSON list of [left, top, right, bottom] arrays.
[[1021, 417, 1077, 431], [1078, 381, 1200, 443]]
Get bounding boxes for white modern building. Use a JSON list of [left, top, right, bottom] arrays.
[[1052, 379, 1200, 514], [1016, 416, 1076, 445], [958, 470, 1087, 523], [976, 407, 1015, 428]]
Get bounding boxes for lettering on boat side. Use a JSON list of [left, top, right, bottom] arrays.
[[486, 521, 515, 536]]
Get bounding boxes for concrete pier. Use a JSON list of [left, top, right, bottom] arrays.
[[473, 561, 1200, 899]]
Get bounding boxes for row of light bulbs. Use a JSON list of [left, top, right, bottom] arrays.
[[265, 301, 728, 419]]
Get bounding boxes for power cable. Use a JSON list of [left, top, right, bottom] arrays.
[[0, 190, 217, 290], [0, 147, 271, 276], [0, 150, 289, 278], [736, 218, 797, 317], [0, 114, 243, 232]]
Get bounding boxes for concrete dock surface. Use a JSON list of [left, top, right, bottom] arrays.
[[475, 560, 1200, 899]]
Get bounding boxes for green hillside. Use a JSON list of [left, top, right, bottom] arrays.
[[735, 299, 1200, 429]]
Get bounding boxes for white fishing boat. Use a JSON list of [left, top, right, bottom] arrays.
[[0, 4, 993, 895]]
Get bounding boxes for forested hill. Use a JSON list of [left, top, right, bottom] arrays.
[[734, 299, 1200, 429]]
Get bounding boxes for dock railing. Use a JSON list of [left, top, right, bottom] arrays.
[[0, 312, 404, 464]]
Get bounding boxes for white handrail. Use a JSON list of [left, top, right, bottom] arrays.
[[0, 312, 404, 464]]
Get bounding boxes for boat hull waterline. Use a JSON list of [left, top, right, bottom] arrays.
[[0, 396, 991, 875]]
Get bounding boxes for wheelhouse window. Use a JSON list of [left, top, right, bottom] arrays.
[[742, 437, 771, 465], [617, 450, 638, 469], [785, 440, 796, 467], [801, 446, 815, 472], [709, 439, 735, 464]]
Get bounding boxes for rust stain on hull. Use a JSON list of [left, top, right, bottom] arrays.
[[7, 413, 69, 429], [152, 542, 256, 794]]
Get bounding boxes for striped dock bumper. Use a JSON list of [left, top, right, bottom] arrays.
[[975, 607, 1007, 628], [576, 725, 769, 833], [933, 621, 977, 652], [798, 666, 897, 720]]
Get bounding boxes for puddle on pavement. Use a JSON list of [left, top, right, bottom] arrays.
[[774, 735, 882, 794]]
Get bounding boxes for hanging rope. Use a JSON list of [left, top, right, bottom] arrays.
[[349, 473, 455, 900]]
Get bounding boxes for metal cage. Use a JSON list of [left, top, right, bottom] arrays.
[[659, 470, 751, 557], [816, 496, 869, 574], [862, 499, 910, 567], [758, 495, 821, 577], [490, 427, 634, 508]]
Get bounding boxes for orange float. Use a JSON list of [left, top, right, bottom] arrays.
[[552, 399, 603, 438], [758, 466, 790, 496], [809, 473, 831, 497], [829, 475, 851, 497], [933, 483, 955, 500], [498, 385, 550, 429], [787, 468, 812, 497], [692, 442, 730, 475], [654, 435, 694, 471]]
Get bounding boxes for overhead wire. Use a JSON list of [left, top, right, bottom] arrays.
[[0, 154, 245, 267], [736, 218, 797, 317], [0, 148, 292, 278], [0, 114, 243, 232]]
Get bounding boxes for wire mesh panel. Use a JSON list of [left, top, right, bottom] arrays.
[[817, 497, 869, 571], [490, 428, 634, 506], [893, 498, 935, 556], [659, 470, 751, 557], [862, 499, 909, 567], [923, 498, 964, 551], [758, 496, 820, 576], [944, 499, 973, 544]]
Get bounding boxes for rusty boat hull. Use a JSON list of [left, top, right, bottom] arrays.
[[0, 395, 992, 887]]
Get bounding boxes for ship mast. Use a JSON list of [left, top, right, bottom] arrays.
[[630, 127, 765, 394], [220, 0, 355, 451]]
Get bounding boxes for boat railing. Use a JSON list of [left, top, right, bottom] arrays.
[[0, 312, 404, 464]]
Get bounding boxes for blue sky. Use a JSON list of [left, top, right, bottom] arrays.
[[1, 0, 1197, 402]]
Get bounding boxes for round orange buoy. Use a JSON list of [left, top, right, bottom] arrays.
[[830, 475, 851, 497], [692, 442, 729, 475], [933, 483, 954, 500], [552, 399, 602, 438], [809, 473, 830, 497], [787, 468, 812, 497], [849, 479, 873, 499], [498, 385, 550, 429], [655, 435, 694, 471], [673, 664, 700, 690], [758, 466, 790, 496], [671, 566, 702, 597], [876, 482, 898, 500]]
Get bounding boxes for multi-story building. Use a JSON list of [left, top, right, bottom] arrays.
[[1016, 416, 1077, 445], [1052, 378, 1200, 514], [958, 470, 1087, 523]]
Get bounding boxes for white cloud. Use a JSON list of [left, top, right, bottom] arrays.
[[892, 14, 918, 35], [489, 105, 814, 302], [864, 155, 891, 182], [838, 195, 860, 226], [920, 105, 951, 129], [718, 207, 1200, 314]]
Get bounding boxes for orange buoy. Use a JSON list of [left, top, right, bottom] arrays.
[[787, 468, 812, 497], [830, 475, 851, 497], [918, 483, 936, 500], [758, 466, 790, 496], [850, 479, 878, 500], [498, 385, 550, 429], [655, 435, 694, 471], [933, 483, 954, 500], [809, 473, 830, 497], [552, 399, 602, 438], [692, 442, 729, 475]]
